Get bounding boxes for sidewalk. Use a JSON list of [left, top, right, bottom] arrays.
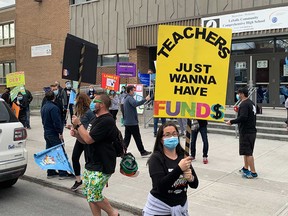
[[24, 110, 288, 216]]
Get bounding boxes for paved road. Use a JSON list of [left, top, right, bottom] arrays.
[[0, 179, 135, 216]]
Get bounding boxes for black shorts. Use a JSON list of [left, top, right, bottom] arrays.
[[239, 133, 256, 156]]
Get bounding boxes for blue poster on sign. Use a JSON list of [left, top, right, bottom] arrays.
[[138, 72, 150, 86], [69, 89, 76, 104], [34, 144, 74, 174]]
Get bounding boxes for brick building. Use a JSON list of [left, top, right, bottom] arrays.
[[0, 4, 16, 92], [15, 0, 70, 92], [2, 1, 288, 107]]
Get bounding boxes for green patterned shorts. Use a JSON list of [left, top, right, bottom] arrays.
[[82, 169, 111, 202]]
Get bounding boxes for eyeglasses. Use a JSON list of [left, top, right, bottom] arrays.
[[163, 132, 179, 138], [93, 99, 102, 103]]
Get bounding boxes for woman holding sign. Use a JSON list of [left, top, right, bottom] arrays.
[[143, 122, 198, 216]]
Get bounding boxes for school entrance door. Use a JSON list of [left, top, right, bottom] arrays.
[[227, 53, 287, 107]]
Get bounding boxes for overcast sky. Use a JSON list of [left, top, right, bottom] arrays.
[[0, 0, 15, 8]]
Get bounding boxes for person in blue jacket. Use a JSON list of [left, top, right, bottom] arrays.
[[41, 90, 72, 179]]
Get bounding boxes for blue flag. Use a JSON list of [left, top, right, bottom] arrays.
[[34, 144, 74, 174]]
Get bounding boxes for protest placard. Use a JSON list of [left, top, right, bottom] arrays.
[[154, 25, 232, 122]]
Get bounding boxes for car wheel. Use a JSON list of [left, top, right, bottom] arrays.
[[1, 178, 18, 188]]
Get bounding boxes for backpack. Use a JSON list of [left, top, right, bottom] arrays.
[[113, 127, 127, 157]]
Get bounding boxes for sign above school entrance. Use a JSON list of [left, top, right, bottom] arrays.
[[201, 6, 288, 33]]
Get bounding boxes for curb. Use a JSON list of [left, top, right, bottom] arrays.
[[20, 175, 142, 215]]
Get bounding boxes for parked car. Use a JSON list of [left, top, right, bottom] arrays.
[[0, 98, 27, 187]]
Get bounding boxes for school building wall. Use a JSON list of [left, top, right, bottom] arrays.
[[15, 0, 70, 92]]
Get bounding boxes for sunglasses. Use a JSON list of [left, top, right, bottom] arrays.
[[93, 99, 102, 103]]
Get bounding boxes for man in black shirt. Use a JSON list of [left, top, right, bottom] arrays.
[[226, 87, 258, 179], [71, 93, 119, 216]]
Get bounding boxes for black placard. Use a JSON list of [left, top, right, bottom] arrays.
[[62, 34, 98, 84]]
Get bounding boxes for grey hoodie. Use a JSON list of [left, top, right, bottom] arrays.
[[123, 94, 147, 125]]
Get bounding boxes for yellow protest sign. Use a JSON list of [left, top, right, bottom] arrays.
[[6, 71, 25, 88], [154, 25, 232, 122]]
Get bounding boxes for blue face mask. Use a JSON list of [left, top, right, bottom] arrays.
[[53, 90, 59, 96], [66, 83, 71, 89], [236, 94, 240, 100], [17, 96, 23, 101], [163, 137, 179, 150], [89, 101, 95, 112]]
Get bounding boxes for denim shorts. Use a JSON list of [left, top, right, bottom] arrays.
[[82, 169, 111, 202]]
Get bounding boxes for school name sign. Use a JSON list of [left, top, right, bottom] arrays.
[[154, 25, 232, 121]]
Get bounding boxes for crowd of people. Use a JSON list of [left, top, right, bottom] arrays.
[[1, 82, 260, 216]]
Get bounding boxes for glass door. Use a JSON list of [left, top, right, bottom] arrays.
[[227, 56, 249, 105], [276, 54, 288, 105], [253, 55, 271, 105]]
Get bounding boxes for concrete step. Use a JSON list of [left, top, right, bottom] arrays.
[[225, 113, 286, 122], [207, 128, 288, 142], [208, 122, 288, 135]]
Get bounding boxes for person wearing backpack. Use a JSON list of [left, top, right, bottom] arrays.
[[71, 93, 119, 216]]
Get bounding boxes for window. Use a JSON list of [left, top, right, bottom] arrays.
[[102, 54, 117, 66], [70, 0, 93, 5], [97, 53, 129, 66], [118, 54, 129, 62], [97, 55, 101, 67], [0, 22, 15, 46], [0, 62, 16, 85]]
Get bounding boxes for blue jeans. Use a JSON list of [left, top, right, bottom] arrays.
[[44, 134, 67, 176], [153, 118, 166, 135], [190, 126, 209, 158]]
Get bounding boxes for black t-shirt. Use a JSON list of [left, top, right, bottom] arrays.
[[149, 152, 199, 207], [231, 98, 257, 134], [85, 113, 117, 174]]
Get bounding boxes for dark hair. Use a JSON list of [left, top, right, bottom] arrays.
[[238, 87, 249, 97], [45, 90, 55, 101], [96, 93, 111, 110], [17, 92, 23, 96], [126, 85, 135, 93], [151, 121, 184, 157], [109, 90, 116, 96]]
